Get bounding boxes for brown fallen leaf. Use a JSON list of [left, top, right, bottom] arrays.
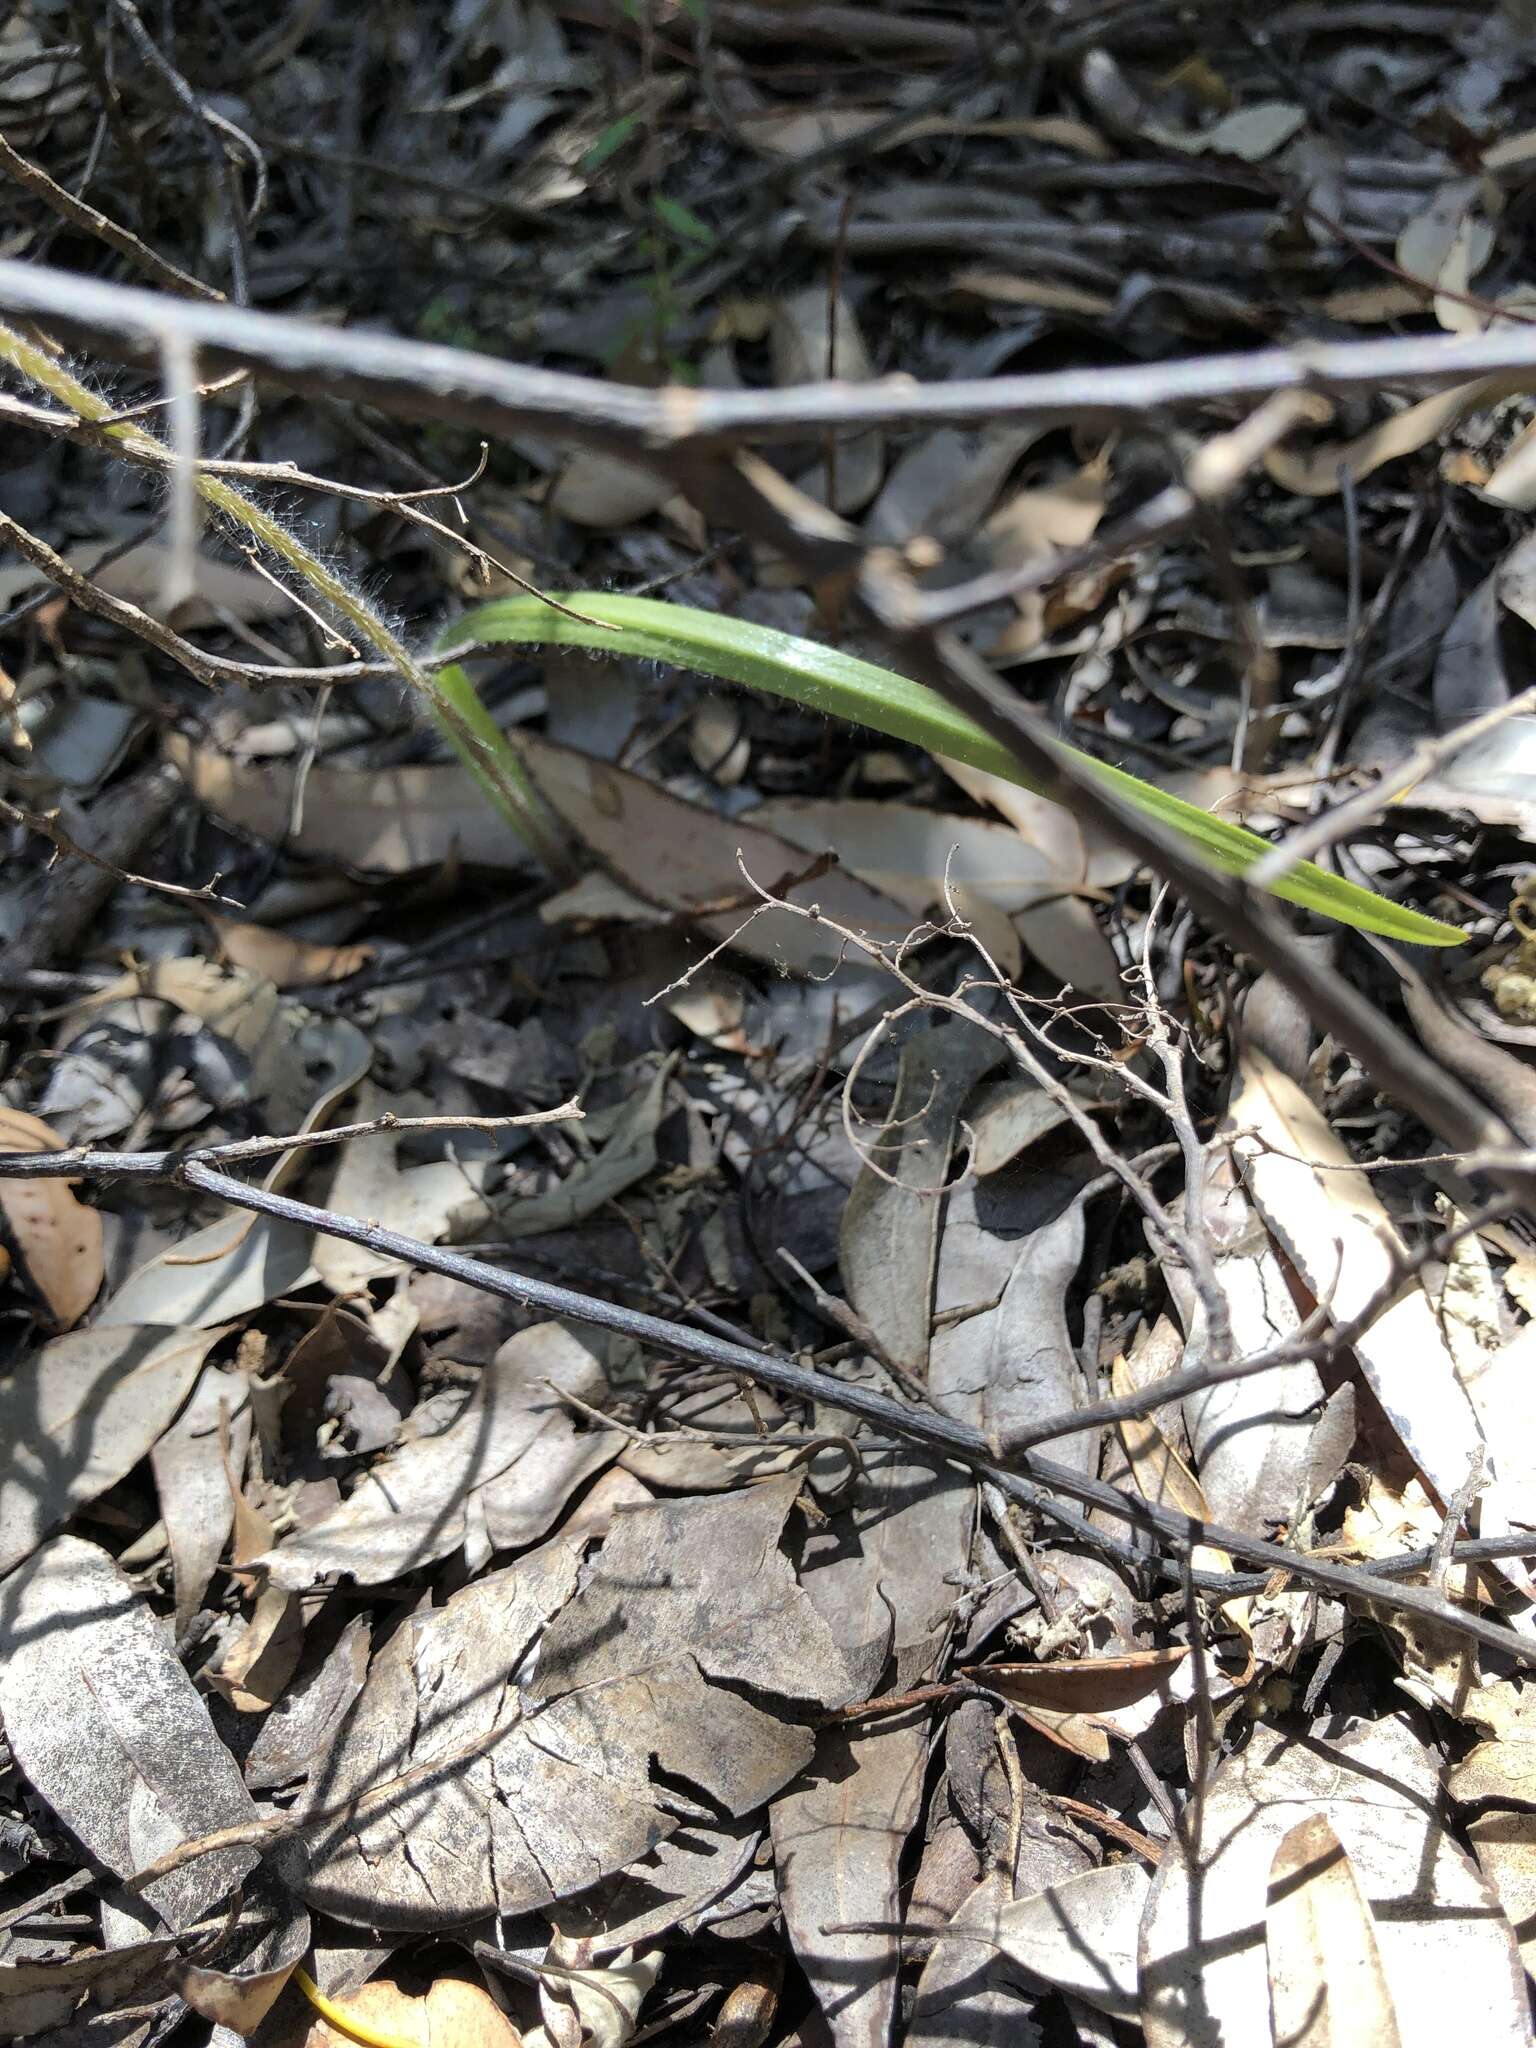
[[0, 1104, 103, 1329], [970, 1647, 1191, 1761], [207, 916, 374, 988], [1267, 1813, 1404, 2048], [297, 1972, 522, 2048]]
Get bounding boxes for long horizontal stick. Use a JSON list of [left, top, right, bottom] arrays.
[[2, 259, 1535, 454], [3, 1140, 1530, 1664]]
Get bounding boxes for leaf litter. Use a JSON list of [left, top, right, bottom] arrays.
[[9, 5, 1536, 2046]]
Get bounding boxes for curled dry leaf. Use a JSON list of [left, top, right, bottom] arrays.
[[0, 1104, 103, 1329], [256, 1323, 612, 1591], [1264, 376, 1517, 497], [168, 730, 912, 979], [973, 1860, 1150, 2019], [770, 288, 883, 514], [973, 1647, 1191, 1761], [150, 1360, 251, 1639]]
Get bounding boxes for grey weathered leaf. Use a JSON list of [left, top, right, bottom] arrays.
[[551, 1818, 761, 1954], [931, 1200, 1098, 1477], [95, 1214, 316, 1330], [1229, 1050, 1517, 1549], [987, 1861, 1148, 2018], [290, 1543, 670, 1929], [0, 1936, 175, 2041], [149, 1363, 250, 1638], [469, 1408, 622, 1564], [771, 1715, 929, 2048], [532, 1656, 812, 1819], [172, 1875, 310, 2033], [504, 1060, 669, 1240], [257, 1324, 611, 1590], [0, 1325, 225, 1576], [243, 1613, 371, 1792], [1161, 1145, 1328, 1529], [312, 1082, 493, 1292], [908, 1866, 1040, 2048], [771, 1427, 970, 2048], [0, 1536, 259, 1932], [840, 1021, 1001, 1378], [532, 1468, 854, 1708]]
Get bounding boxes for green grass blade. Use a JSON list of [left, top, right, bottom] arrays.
[[432, 593, 1465, 948]]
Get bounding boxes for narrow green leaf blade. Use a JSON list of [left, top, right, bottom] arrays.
[[434, 594, 1464, 948]]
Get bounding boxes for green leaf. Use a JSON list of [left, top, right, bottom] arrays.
[[581, 111, 642, 173], [652, 195, 716, 248], [431, 594, 1465, 949]]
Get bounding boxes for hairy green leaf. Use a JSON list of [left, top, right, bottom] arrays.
[[432, 594, 1464, 948]]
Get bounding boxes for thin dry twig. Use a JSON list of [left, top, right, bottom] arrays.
[[0, 792, 241, 910], [0, 1137, 1530, 1664]]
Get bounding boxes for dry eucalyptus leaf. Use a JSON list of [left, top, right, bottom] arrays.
[[96, 1214, 318, 1330], [1155, 99, 1307, 160], [773, 1436, 972, 2047], [1228, 1047, 1501, 1533], [0, 1937, 176, 2042], [313, 1082, 491, 1292], [1140, 1718, 1530, 2048], [149, 1361, 251, 1638], [503, 1060, 666, 1240], [552, 1817, 761, 1954], [771, 1714, 928, 2048], [977, 1647, 1191, 1761], [770, 288, 882, 513], [289, 1544, 668, 1929], [169, 737, 536, 872], [983, 1861, 1149, 2018], [257, 1323, 610, 1591], [983, 452, 1110, 656], [547, 450, 672, 528], [0, 1323, 225, 1574], [0, 1106, 103, 1330], [173, 1879, 310, 2034], [295, 1974, 523, 2048], [0, 1535, 260, 1932], [207, 917, 374, 988], [172, 731, 912, 978], [523, 1935, 659, 2048], [243, 1614, 372, 1792], [1266, 1813, 1404, 2048], [1162, 1145, 1329, 1531], [1264, 376, 1512, 496], [0, 541, 298, 629], [1464, 1809, 1536, 1976], [965, 1078, 1077, 1176], [838, 1020, 1001, 1380]]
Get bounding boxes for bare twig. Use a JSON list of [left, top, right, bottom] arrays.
[[0, 793, 241, 911], [0, 1137, 1530, 1663], [0, 129, 221, 299], [10, 260, 1536, 454]]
